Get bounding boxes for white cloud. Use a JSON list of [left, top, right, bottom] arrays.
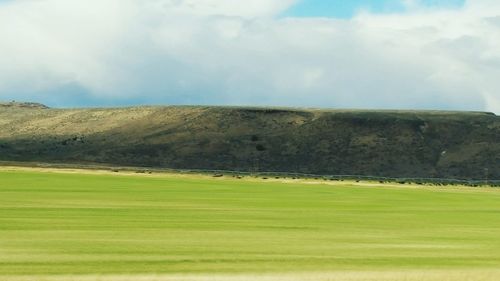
[[0, 0, 499, 113], [158, 0, 297, 18]]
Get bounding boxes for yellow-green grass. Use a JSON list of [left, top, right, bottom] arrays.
[[1, 168, 500, 280]]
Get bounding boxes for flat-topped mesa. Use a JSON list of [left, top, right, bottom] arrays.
[[0, 105, 498, 180], [0, 101, 49, 109]]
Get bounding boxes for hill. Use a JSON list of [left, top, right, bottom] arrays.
[[0, 103, 498, 180]]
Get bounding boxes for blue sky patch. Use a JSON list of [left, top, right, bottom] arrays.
[[284, 0, 465, 18]]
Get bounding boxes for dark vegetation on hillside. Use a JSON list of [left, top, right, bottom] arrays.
[[0, 103, 498, 180]]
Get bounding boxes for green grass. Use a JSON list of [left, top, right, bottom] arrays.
[[1, 169, 500, 279]]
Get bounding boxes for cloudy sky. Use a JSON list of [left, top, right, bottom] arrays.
[[0, 0, 499, 113]]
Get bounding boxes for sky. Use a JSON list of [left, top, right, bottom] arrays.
[[0, 0, 499, 113], [285, 0, 465, 18]]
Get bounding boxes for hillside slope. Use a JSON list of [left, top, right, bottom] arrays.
[[0, 103, 498, 179]]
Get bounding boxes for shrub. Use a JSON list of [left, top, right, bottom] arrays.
[[256, 144, 266, 151]]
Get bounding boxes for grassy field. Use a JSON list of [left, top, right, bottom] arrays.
[[1, 168, 500, 280]]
